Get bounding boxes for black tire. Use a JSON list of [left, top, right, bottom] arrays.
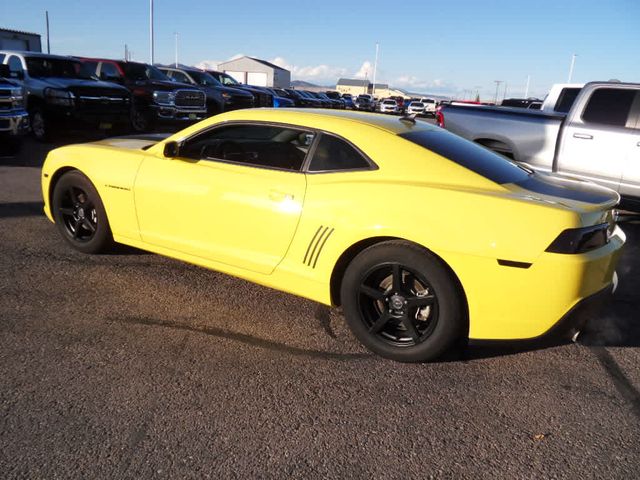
[[51, 170, 113, 254], [341, 240, 463, 362], [131, 105, 151, 133], [30, 106, 54, 142]]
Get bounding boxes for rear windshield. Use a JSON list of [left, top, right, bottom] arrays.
[[554, 88, 581, 113], [399, 130, 530, 184]]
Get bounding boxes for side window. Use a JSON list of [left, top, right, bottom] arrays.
[[99, 62, 121, 79], [7, 56, 24, 79], [181, 124, 315, 172], [581, 88, 637, 127], [82, 60, 98, 75], [307, 134, 371, 172], [554, 88, 580, 113], [170, 71, 191, 84]]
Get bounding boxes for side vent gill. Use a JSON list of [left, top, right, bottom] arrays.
[[303, 226, 335, 268]]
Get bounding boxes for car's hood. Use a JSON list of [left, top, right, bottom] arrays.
[[92, 133, 172, 150], [28, 76, 129, 92]]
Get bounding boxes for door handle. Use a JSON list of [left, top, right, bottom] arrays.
[[573, 133, 593, 140], [269, 190, 293, 202]]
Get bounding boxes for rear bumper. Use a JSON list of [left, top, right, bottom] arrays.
[[444, 225, 626, 341], [469, 275, 616, 347]]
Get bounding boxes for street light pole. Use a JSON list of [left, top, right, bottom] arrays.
[[524, 75, 530, 98], [372, 42, 379, 98], [174, 32, 179, 67], [494, 80, 502, 104], [149, 0, 155, 64], [567, 53, 577, 83], [45, 11, 50, 54]]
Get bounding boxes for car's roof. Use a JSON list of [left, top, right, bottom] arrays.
[[212, 108, 438, 135], [0, 51, 79, 61]]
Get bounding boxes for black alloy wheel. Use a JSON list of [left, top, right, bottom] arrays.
[[52, 171, 113, 254], [358, 263, 439, 347], [341, 241, 463, 362], [30, 107, 53, 142], [131, 106, 150, 132]]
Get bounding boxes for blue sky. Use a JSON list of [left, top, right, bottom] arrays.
[[2, 0, 638, 99]]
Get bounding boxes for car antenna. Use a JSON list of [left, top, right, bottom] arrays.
[[399, 113, 416, 124]]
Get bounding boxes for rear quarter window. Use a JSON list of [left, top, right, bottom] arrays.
[[399, 130, 530, 185]]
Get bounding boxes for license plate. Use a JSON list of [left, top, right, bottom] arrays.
[[99, 122, 112, 130], [188, 114, 197, 120]]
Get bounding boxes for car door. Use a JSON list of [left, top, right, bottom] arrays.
[[556, 87, 638, 192], [133, 123, 313, 275], [619, 94, 640, 200]]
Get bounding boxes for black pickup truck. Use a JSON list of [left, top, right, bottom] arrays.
[[158, 66, 254, 115], [0, 64, 29, 153], [0, 51, 131, 141], [81, 58, 207, 132], [206, 70, 274, 108]]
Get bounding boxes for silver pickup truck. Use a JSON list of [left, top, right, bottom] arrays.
[[438, 82, 640, 210], [0, 65, 29, 154]]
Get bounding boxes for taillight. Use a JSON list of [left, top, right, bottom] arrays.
[[435, 111, 445, 128], [545, 224, 609, 254]]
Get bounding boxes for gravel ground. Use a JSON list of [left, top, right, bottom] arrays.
[[1, 137, 639, 479]]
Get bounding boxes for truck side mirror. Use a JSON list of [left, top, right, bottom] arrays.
[[163, 141, 179, 158]]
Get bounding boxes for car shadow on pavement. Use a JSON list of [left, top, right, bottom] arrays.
[[0, 201, 44, 218]]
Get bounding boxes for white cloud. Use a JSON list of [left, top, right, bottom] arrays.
[[394, 75, 458, 95], [269, 57, 347, 85], [354, 61, 373, 79]]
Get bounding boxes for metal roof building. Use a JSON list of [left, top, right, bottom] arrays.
[[218, 56, 291, 88], [0, 28, 42, 52]]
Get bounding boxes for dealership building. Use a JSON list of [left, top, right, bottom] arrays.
[[0, 28, 42, 52], [218, 56, 291, 88], [336, 78, 408, 99]]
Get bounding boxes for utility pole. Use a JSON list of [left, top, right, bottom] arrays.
[[494, 80, 503, 104], [149, 0, 155, 64], [524, 75, 530, 98], [45, 11, 50, 53], [567, 53, 577, 83], [124, 44, 128, 61], [372, 42, 379, 98], [174, 32, 179, 67]]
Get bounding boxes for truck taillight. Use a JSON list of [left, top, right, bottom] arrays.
[[436, 111, 445, 128]]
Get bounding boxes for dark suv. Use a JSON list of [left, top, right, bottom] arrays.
[[81, 58, 207, 132], [158, 66, 254, 115], [0, 51, 131, 141], [206, 70, 274, 108]]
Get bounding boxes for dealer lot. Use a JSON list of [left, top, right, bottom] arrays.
[[1, 138, 639, 478]]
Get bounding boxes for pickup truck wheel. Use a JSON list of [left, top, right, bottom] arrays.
[[341, 241, 463, 362], [52, 171, 113, 254], [30, 107, 53, 142], [131, 106, 151, 132]]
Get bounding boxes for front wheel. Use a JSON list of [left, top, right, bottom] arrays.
[[30, 107, 53, 142], [51, 170, 113, 254], [341, 241, 464, 362]]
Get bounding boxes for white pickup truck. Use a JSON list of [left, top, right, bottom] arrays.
[[438, 82, 640, 210]]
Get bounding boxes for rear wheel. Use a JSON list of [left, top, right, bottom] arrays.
[[341, 241, 464, 362], [51, 171, 113, 254]]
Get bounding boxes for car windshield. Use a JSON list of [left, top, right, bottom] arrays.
[[122, 63, 169, 81], [26, 57, 94, 79], [188, 70, 222, 87], [383, 100, 396, 105], [423, 99, 435, 103]]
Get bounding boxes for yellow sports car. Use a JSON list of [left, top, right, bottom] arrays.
[[41, 109, 625, 362]]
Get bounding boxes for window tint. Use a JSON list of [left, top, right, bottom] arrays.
[[554, 88, 581, 113], [82, 61, 98, 75], [582, 88, 636, 127], [181, 124, 314, 172], [399, 129, 530, 185], [8, 56, 23, 74], [170, 70, 191, 84], [100, 62, 120, 78], [308, 134, 371, 172]]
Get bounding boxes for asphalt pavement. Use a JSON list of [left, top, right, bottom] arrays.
[[1, 137, 639, 479]]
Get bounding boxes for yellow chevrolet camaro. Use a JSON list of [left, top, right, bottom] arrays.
[[41, 109, 625, 362]]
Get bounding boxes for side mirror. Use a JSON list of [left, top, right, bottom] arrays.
[[163, 141, 180, 158], [0, 65, 9, 78]]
